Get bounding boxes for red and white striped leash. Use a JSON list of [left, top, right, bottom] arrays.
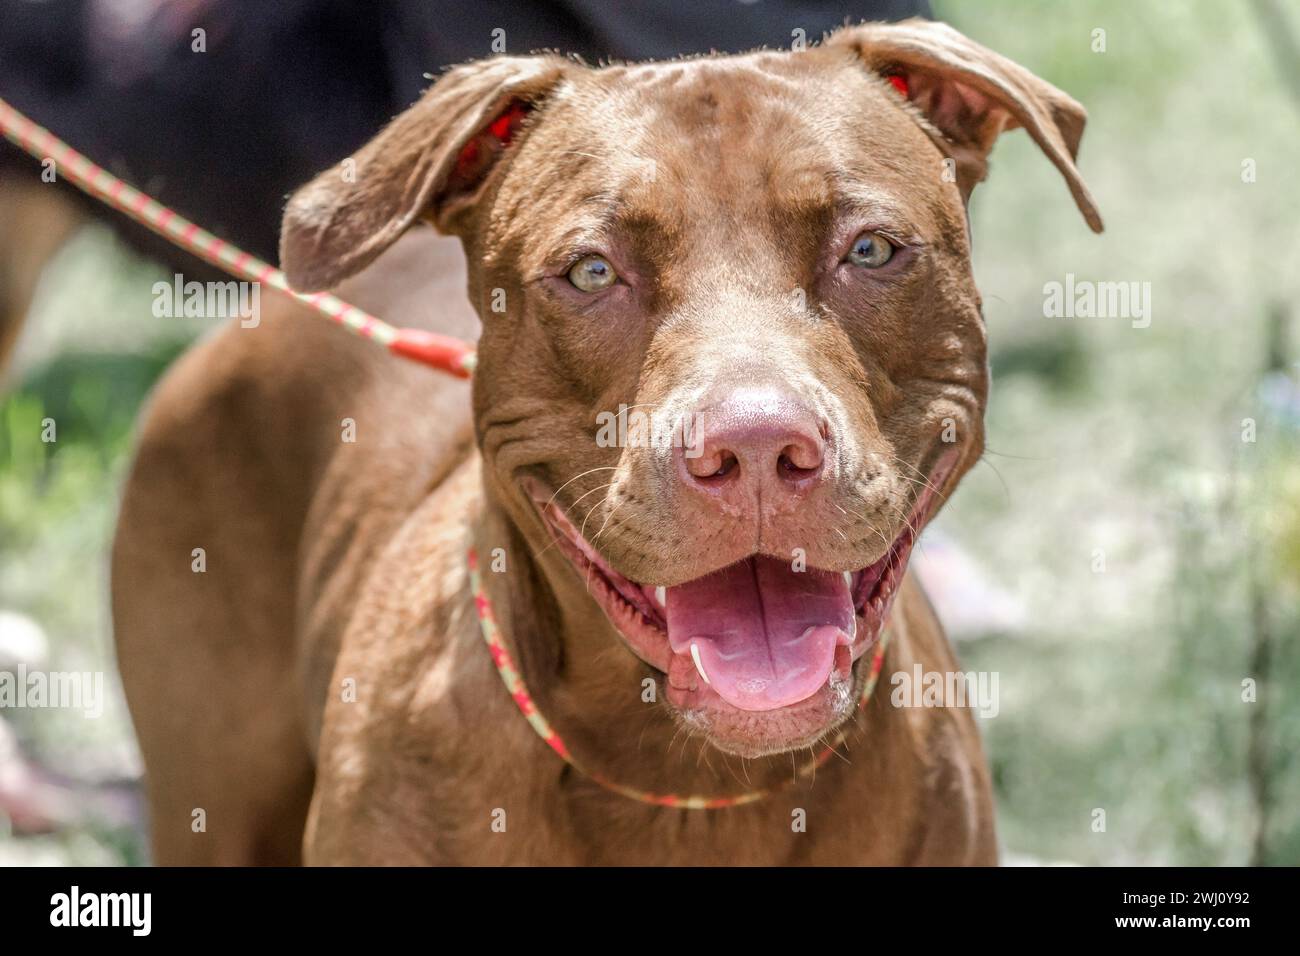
[[0, 96, 476, 378]]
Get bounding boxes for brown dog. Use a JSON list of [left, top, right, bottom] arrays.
[[0, 172, 85, 376], [112, 19, 1100, 865]]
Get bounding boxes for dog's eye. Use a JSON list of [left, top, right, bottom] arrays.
[[845, 231, 894, 268], [567, 255, 617, 292]]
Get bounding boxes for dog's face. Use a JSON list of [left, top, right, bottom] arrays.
[[283, 20, 1100, 758]]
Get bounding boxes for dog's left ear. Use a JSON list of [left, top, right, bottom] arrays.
[[281, 55, 569, 292], [828, 18, 1103, 232]]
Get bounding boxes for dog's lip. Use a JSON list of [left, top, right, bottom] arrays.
[[528, 490, 673, 671], [530, 495, 893, 711], [525, 448, 955, 717]]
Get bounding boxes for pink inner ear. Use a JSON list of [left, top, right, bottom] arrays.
[[452, 100, 531, 186], [489, 101, 529, 143], [887, 73, 909, 97]]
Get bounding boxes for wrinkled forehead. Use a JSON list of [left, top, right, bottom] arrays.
[[490, 50, 951, 264]]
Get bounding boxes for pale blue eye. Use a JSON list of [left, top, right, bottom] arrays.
[[568, 255, 617, 291], [846, 231, 894, 268]]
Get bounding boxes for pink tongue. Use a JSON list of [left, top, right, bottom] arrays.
[[665, 555, 854, 711]]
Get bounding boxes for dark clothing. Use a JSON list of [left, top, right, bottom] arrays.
[[0, 0, 930, 267]]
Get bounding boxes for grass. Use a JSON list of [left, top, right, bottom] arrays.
[[932, 0, 1300, 864]]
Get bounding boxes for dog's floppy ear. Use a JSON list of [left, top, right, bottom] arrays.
[[281, 55, 568, 291], [828, 18, 1102, 232]]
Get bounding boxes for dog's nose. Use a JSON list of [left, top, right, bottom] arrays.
[[678, 389, 826, 504]]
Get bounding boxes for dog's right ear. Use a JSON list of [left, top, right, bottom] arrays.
[[828, 19, 1102, 233], [280, 56, 568, 292]]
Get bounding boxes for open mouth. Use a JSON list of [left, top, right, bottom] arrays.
[[530, 453, 954, 733]]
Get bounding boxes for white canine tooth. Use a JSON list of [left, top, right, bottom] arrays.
[[654, 586, 667, 608], [843, 571, 853, 589], [690, 643, 711, 685]]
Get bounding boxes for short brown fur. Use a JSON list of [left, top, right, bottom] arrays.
[[113, 20, 1100, 865]]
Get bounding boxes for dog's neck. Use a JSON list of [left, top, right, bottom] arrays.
[[469, 480, 848, 800]]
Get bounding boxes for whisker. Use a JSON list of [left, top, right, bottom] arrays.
[[544, 467, 618, 513], [978, 452, 1012, 506], [590, 500, 627, 544], [530, 480, 615, 564], [884, 452, 948, 505], [983, 445, 1048, 462]]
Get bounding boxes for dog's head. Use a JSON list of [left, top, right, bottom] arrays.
[[282, 19, 1100, 758]]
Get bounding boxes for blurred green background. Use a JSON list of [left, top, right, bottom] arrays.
[[1, 0, 1298, 864]]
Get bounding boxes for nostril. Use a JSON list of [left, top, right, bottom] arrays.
[[778, 452, 820, 480], [686, 448, 739, 483], [779, 440, 823, 474], [712, 452, 739, 479]]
